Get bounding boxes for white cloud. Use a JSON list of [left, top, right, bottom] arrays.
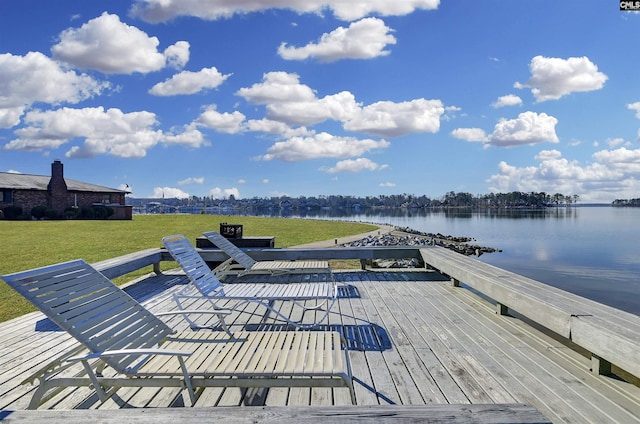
[[237, 72, 317, 104], [453, 112, 558, 147], [379, 182, 396, 187], [152, 186, 190, 199], [245, 119, 294, 135], [451, 127, 487, 142], [3, 106, 207, 158], [606, 138, 627, 148], [161, 125, 208, 148], [131, 0, 440, 23], [149, 67, 231, 96], [178, 177, 205, 185], [163, 41, 190, 69], [344, 98, 444, 137], [237, 72, 359, 125], [260, 132, 390, 162], [593, 147, 640, 174], [210, 187, 240, 199], [491, 94, 523, 108], [196, 105, 246, 133], [237, 72, 444, 136], [486, 148, 640, 203], [263, 179, 269, 184], [266, 91, 360, 126], [238, 179, 246, 184], [0, 52, 109, 128], [278, 18, 396, 62], [323, 157, 389, 173], [627, 102, 640, 119], [515, 56, 607, 102], [51, 12, 190, 74], [489, 111, 558, 147]]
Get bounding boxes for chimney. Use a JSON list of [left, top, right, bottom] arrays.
[[51, 160, 64, 180], [48, 160, 68, 211]]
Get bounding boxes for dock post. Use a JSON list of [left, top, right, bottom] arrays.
[[496, 302, 509, 315], [451, 277, 460, 287], [591, 354, 612, 376], [153, 261, 162, 275]]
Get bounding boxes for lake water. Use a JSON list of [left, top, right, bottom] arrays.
[[291, 206, 640, 316]]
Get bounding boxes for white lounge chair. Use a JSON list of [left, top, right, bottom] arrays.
[[162, 234, 338, 330], [202, 230, 330, 275], [1, 259, 355, 409]]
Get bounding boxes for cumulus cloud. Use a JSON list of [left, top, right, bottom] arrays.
[[379, 182, 396, 187], [178, 177, 205, 185], [267, 91, 361, 126], [323, 157, 389, 173], [491, 94, 522, 108], [237, 72, 317, 104], [237, 72, 445, 136], [210, 187, 240, 199], [161, 125, 208, 148], [152, 186, 190, 199], [2, 106, 207, 158], [131, 0, 440, 23], [278, 18, 396, 62], [259, 132, 390, 162], [237, 72, 359, 125], [450, 128, 488, 142], [149, 67, 231, 96], [0, 51, 109, 128], [51, 12, 190, 74], [515, 56, 607, 102], [344, 98, 444, 137], [196, 105, 246, 133], [486, 148, 640, 203], [627, 102, 640, 119], [490, 111, 559, 146], [593, 147, 640, 174], [453, 111, 558, 147]]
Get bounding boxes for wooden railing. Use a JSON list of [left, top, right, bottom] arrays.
[[419, 246, 640, 381]]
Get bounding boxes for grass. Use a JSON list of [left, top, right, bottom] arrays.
[[0, 214, 377, 323]]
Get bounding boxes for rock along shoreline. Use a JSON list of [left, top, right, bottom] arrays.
[[339, 225, 501, 267]]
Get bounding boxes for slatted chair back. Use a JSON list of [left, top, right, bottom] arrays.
[[202, 230, 257, 270], [162, 235, 224, 296], [1, 259, 174, 374]]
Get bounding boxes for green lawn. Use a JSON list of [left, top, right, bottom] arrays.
[[0, 214, 377, 323]]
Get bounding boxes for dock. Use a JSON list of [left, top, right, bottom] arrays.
[[1, 240, 640, 423]]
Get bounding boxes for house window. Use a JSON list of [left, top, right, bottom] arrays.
[[102, 194, 111, 204], [0, 190, 10, 203]]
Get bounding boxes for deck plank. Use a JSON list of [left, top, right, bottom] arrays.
[[1, 269, 640, 423]]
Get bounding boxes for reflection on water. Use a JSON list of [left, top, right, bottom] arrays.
[[269, 206, 577, 220], [277, 206, 638, 316]]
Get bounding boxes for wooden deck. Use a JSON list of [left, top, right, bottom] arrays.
[[2, 264, 640, 423]]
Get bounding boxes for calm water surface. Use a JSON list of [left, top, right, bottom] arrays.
[[299, 206, 640, 316]]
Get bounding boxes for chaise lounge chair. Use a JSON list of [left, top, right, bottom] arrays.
[[163, 234, 338, 330], [202, 230, 330, 276], [1, 259, 355, 409]]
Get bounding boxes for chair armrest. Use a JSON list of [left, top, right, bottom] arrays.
[[67, 348, 192, 363], [156, 309, 231, 317]]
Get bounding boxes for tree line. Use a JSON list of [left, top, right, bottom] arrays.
[[612, 198, 640, 207], [130, 191, 579, 211]]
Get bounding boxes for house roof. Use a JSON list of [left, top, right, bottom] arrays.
[[0, 172, 127, 194]]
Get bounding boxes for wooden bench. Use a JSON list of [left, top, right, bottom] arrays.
[[0, 404, 551, 423], [92, 247, 164, 279], [420, 246, 640, 380]]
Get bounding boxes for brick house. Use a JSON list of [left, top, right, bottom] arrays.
[[0, 160, 132, 220]]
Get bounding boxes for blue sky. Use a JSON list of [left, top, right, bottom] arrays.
[[1, 1, 639, 203]]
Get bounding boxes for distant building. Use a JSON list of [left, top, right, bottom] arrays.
[[0, 160, 132, 220]]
